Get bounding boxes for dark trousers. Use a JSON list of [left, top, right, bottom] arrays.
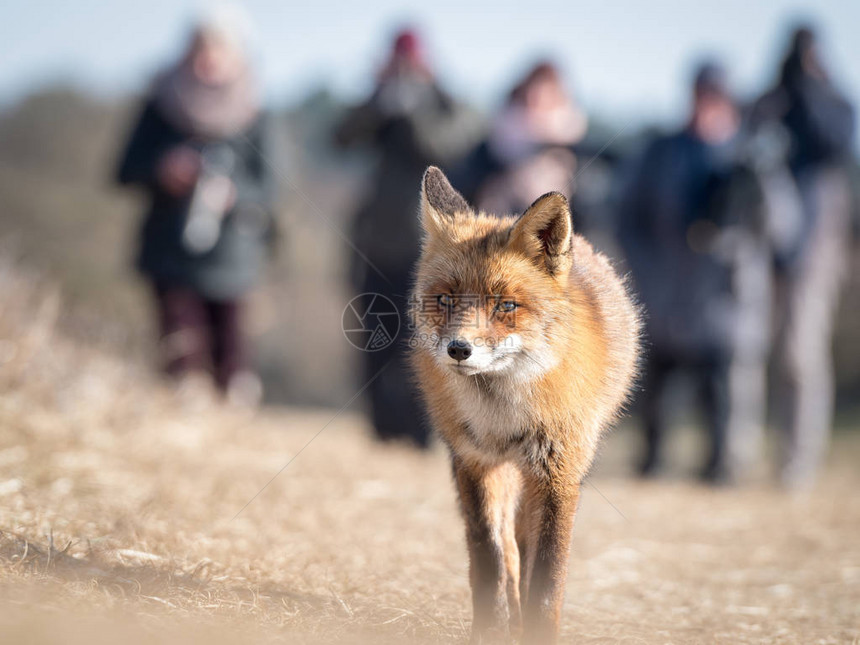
[[639, 351, 731, 480], [152, 283, 246, 390]]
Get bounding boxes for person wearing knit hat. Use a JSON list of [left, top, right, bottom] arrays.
[[335, 27, 481, 448], [115, 5, 273, 406], [618, 58, 774, 485]]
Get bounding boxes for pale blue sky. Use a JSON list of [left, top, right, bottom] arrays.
[[2, 0, 859, 129]]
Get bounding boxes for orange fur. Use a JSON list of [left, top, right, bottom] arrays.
[[410, 168, 640, 644]]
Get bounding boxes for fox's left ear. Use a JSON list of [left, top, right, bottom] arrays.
[[510, 192, 573, 277], [420, 166, 471, 236]]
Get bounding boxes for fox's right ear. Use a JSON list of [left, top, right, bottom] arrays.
[[420, 166, 471, 235]]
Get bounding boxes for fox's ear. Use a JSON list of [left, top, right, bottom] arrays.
[[510, 192, 573, 276], [420, 166, 471, 235]]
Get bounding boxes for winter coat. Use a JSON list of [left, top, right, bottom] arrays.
[[116, 99, 274, 301], [617, 129, 773, 359]]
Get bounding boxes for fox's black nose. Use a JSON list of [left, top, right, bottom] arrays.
[[447, 339, 472, 361]]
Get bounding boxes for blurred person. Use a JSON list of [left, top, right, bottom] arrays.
[[752, 25, 856, 489], [454, 60, 587, 214], [116, 6, 274, 406], [618, 61, 772, 484], [335, 28, 479, 448]]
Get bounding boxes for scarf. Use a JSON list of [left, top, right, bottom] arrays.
[[153, 59, 260, 140]]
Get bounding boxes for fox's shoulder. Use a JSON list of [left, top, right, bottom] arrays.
[[569, 234, 611, 275], [566, 232, 642, 411], [568, 234, 632, 304]]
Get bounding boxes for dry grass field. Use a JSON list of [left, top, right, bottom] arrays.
[[1, 261, 859, 645]]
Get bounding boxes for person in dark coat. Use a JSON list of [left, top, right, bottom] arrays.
[[335, 28, 479, 447], [618, 62, 772, 484], [752, 25, 856, 489], [116, 9, 273, 404]]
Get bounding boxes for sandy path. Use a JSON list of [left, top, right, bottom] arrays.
[[1, 395, 857, 644]]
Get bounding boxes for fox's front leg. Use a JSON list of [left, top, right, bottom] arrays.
[[520, 472, 580, 645], [453, 457, 521, 644]]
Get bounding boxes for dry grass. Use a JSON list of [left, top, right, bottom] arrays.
[[0, 258, 858, 644]]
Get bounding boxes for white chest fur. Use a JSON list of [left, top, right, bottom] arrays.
[[448, 373, 534, 452]]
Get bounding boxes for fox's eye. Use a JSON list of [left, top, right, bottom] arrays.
[[498, 300, 517, 313], [438, 294, 456, 308]]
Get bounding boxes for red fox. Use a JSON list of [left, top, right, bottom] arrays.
[[410, 167, 641, 643]]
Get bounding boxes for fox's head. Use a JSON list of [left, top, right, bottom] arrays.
[[410, 166, 575, 379]]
